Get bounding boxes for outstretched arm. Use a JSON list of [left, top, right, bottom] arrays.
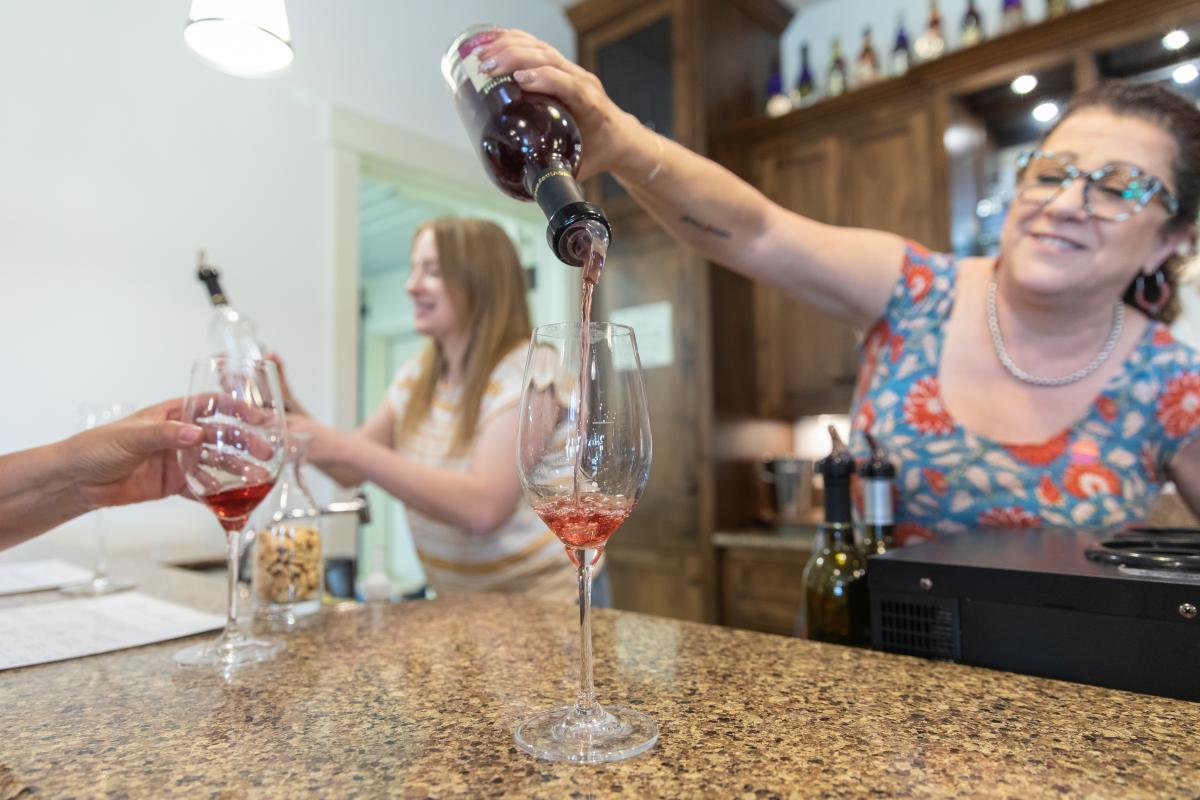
[[0, 401, 203, 550], [479, 28, 906, 328]]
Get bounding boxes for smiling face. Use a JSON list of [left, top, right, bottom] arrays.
[[998, 108, 1186, 307], [407, 227, 462, 340]]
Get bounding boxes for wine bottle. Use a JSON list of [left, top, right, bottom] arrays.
[[859, 433, 896, 557], [914, 0, 946, 63], [891, 14, 912, 77], [441, 25, 611, 267], [765, 59, 792, 118], [196, 251, 264, 363], [789, 44, 817, 108], [799, 426, 869, 646], [1001, 0, 1026, 33], [827, 37, 848, 97], [1046, 0, 1071, 17], [960, 0, 984, 48], [855, 27, 880, 86]]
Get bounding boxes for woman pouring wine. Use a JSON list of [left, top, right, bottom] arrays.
[[477, 28, 1200, 537]]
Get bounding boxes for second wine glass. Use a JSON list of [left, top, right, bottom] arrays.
[[514, 321, 656, 763], [174, 357, 286, 670]]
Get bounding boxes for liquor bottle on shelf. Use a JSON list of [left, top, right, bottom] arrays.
[[960, 0, 984, 48], [859, 433, 896, 557], [1001, 0, 1026, 33], [914, 0, 946, 63], [196, 251, 264, 363], [790, 44, 817, 108], [797, 426, 869, 646], [1046, 0, 1071, 17], [441, 25, 610, 267], [891, 14, 913, 77], [765, 59, 792, 118], [855, 27, 880, 86], [827, 36, 848, 97]]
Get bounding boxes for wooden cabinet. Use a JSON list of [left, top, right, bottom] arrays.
[[741, 100, 938, 421], [719, 544, 811, 636], [749, 136, 859, 417], [569, 0, 791, 623]]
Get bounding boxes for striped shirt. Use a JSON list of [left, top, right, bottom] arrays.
[[387, 346, 575, 601]]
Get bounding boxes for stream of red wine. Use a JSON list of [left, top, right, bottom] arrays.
[[573, 237, 606, 499]]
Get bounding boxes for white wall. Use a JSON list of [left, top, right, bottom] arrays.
[[781, 0, 1061, 92], [0, 1, 573, 559]]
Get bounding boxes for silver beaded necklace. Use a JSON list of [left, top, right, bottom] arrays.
[[986, 275, 1125, 388]]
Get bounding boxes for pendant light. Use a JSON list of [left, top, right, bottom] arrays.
[[184, 0, 294, 78]]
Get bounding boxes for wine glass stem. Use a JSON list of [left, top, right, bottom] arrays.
[[93, 509, 109, 582], [225, 526, 243, 636], [573, 547, 598, 713]]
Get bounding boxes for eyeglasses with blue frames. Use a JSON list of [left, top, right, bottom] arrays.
[[1016, 149, 1180, 222]]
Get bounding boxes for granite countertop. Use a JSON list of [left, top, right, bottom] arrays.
[[2, 589, 1199, 798]]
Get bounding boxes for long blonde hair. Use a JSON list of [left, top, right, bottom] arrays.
[[396, 217, 532, 455]]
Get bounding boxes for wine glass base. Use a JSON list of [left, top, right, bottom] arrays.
[[515, 705, 658, 763], [173, 632, 285, 669], [60, 577, 137, 597]]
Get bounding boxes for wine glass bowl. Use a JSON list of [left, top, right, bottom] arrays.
[[514, 322, 656, 763], [173, 358, 286, 670]]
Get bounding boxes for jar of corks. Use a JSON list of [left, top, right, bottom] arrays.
[[253, 432, 323, 624]]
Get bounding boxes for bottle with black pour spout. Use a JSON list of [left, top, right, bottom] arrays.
[[859, 432, 897, 557], [442, 25, 611, 267], [796, 426, 870, 646]]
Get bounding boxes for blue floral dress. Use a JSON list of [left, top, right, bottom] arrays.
[[848, 241, 1200, 542]]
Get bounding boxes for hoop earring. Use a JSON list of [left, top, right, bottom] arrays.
[[1134, 269, 1171, 316]]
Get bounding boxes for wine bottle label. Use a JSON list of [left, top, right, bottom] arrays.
[[453, 31, 514, 96], [863, 478, 895, 524]]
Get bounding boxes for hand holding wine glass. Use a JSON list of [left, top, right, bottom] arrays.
[[173, 357, 286, 670], [515, 322, 656, 763]]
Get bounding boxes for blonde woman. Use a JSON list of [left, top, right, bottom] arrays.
[[280, 218, 583, 602]]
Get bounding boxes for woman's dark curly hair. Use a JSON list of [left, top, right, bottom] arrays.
[[1049, 80, 1200, 324]]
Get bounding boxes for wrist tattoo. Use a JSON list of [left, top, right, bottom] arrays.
[[680, 214, 731, 239]]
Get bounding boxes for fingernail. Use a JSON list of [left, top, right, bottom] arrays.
[[514, 69, 532, 82], [480, 58, 498, 72], [179, 425, 203, 444]]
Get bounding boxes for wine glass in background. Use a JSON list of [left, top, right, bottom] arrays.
[[61, 403, 139, 597], [514, 322, 656, 763], [173, 357, 286, 669]]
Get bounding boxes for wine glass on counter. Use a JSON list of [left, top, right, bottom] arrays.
[[173, 357, 286, 669], [61, 402, 138, 596], [514, 322, 656, 763]]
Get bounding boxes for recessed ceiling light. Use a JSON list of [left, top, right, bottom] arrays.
[[1032, 101, 1060, 124], [1163, 29, 1190, 51], [1011, 74, 1038, 95], [1174, 63, 1200, 85]]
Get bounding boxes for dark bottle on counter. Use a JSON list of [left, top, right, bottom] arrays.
[[1001, 0, 1026, 33], [798, 426, 870, 646], [790, 44, 817, 108], [827, 37, 848, 97], [891, 14, 912, 77], [960, 0, 984, 48], [441, 25, 610, 266], [859, 433, 896, 557], [855, 27, 880, 86]]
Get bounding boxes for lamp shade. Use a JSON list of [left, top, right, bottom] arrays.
[[185, 0, 294, 78]]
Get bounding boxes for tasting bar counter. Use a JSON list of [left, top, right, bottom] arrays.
[[0, 561, 1197, 798]]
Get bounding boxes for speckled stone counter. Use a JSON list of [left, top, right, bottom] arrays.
[[2, 590, 1199, 798]]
